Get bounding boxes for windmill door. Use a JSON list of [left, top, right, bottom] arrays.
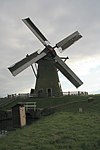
[[47, 88, 52, 97]]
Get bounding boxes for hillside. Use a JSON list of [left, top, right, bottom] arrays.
[[0, 95, 94, 110], [0, 95, 100, 149], [0, 111, 100, 150]]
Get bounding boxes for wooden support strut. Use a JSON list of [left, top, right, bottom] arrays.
[[60, 56, 69, 62], [26, 54, 37, 78], [31, 64, 37, 78]]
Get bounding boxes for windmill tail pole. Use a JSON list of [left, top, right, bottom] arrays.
[[26, 54, 37, 78], [31, 64, 37, 78]]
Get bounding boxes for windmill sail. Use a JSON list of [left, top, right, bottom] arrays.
[[54, 55, 83, 88], [8, 51, 47, 76], [22, 18, 50, 46], [56, 31, 82, 52]]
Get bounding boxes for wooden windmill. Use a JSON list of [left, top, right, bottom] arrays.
[[8, 18, 83, 97]]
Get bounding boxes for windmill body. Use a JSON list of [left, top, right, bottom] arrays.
[[8, 18, 83, 97], [35, 52, 63, 97]]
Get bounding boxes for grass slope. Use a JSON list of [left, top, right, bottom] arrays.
[[0, 95, 100, 149], [0, 95, 89, 110], [0, 112, 100, 150]]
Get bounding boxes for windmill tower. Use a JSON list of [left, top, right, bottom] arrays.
[[8, 18, 83, 97], [35, 54, 63, 97]]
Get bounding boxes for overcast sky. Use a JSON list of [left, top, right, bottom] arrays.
[[0, 0, 100, 97]]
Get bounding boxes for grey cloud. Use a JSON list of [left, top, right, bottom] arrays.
[[0, 0, 100, 96]]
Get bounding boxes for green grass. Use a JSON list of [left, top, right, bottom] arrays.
[[1, 95, 89, 110], [0, 95, 100, 149], [0, 112, 100, 150]]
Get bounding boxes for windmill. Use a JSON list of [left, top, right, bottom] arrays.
[[8, 18, 83, 97]]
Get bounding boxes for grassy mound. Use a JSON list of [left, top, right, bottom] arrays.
[[0, 112, 100, 150], [0, 95, 100, 149], [0, 95, 89, 110]]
